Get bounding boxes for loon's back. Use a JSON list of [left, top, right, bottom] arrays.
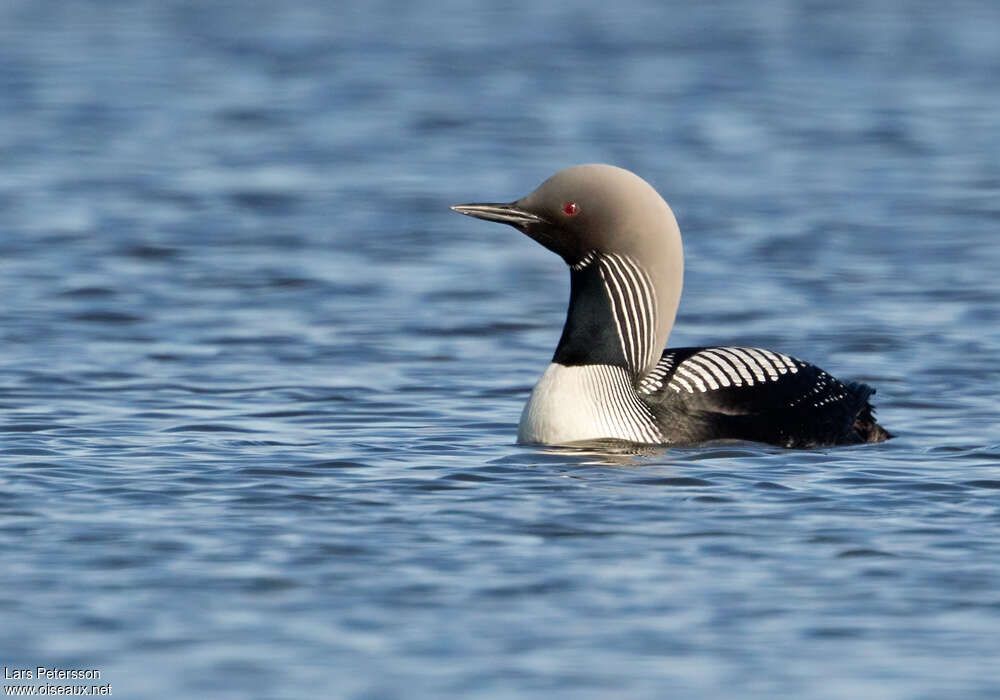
[[638, 347, 892, 448]]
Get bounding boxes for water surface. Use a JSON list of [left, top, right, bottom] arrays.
[[2, 1, 1000, 697]]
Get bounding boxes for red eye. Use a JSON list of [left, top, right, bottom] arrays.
[[562, 201, 579, 216]]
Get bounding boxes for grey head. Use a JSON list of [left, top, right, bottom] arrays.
[[452, 164, 684, 377]]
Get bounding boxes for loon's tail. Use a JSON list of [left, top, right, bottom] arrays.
[[847, 382, 893, 443]]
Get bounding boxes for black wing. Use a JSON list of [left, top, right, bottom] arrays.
[[638, 346, 891, 447]]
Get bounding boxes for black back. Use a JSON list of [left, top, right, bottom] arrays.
[[640, 347, 891, 447]]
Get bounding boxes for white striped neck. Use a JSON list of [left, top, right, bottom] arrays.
[[518, 363, 662, 445], [522, 249, 681, 446], [554, 251, 667, 379]]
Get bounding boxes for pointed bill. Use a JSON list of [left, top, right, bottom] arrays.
[[450, 202, 550, 228]]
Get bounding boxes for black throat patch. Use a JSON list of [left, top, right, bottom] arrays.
[[552, 265, 629, 370]]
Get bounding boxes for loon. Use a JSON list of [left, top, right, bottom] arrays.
[[451, 164, 892, 449]]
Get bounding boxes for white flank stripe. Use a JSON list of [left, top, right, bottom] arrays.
[[701, 349, 743, 386], [571, 250, 598, 271], [676, 365, 708, 392], [744, 348, 779, 379], [727, 348, 767, 382], [689, 354, 731, 387], [639, 360, 670, 393], [669, 372, 693, 393], [646, 366, 667, 382], [776, 352, 799, 372], [648, 354, 673, 381], [759, 349, 789, 375], [715, 348, 756, 384], [684, 358, 720, 390]]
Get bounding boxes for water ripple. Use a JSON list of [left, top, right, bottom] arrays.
[[2, 1, 1000, 698]]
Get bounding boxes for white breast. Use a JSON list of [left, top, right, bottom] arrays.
[[517, 363, 662, 445]]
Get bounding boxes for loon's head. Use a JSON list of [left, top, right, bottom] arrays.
[[452, 164, 684, 373], [452, 164, 680, 267]]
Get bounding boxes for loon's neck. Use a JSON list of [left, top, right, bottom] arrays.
[[552, 251, 663, 379], [519, 251, 677, 446], [517, 363, 662, 445]]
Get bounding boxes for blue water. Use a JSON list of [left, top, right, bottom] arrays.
[[2, 1, 999, 697]]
